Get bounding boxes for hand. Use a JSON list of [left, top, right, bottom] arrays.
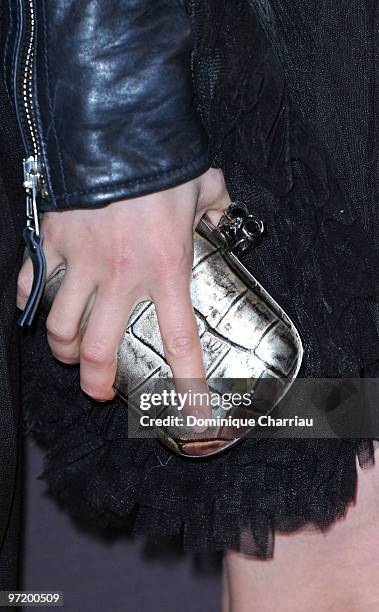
[[17, 168, 231, 401]]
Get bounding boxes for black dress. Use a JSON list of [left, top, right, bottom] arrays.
[[0, 8, 27, 586], [21, 0, 379, 557]]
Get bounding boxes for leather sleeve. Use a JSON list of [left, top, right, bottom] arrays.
[[34, 0, 210, 210]]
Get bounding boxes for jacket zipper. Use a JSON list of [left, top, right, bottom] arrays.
[[15, 0, 47, 327]]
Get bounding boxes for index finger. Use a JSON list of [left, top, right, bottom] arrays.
[[153, 278, 205, 380], [153, 277, 211, 426]]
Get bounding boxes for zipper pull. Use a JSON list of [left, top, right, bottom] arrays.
[[18, 156, 47, 327]]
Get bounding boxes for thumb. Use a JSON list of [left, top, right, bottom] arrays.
[[195, 168, 231, 228]]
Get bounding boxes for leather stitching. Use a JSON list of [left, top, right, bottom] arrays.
[[52, 154, 209, 202], [42, 0, 69, 206]]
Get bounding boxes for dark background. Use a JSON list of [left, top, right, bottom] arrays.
[[22, 438, 221, 612]]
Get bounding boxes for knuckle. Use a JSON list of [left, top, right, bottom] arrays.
[[157, 242, 190, 276], [80, 340, 113, 367], [110, 251, 131, 269], [164, 332, 195, 360], [107, 240, 134, 271], [46, 318, 76, 344]]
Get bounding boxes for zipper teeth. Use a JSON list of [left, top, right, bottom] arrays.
[[22, 0, 40, 159]]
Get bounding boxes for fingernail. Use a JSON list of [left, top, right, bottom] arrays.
[[187, 408, 210, 433]]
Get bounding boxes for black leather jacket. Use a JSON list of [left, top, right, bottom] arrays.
[[3, 0, 209, 210], [2, 0, 209, 324]]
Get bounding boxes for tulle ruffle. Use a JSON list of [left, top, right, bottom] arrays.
[[22, 326, 377, 557]]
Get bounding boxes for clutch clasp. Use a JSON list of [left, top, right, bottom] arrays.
[[215, 203, 264, 256]]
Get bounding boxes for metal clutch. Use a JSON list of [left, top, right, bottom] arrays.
[[42, 204, 303, 459]]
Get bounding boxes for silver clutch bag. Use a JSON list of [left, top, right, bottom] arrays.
[[42, 204, 303, 459]]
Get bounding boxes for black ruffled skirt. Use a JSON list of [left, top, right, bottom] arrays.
[[22, 0, 379, 558]]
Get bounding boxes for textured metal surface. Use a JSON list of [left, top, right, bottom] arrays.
[[43, 217, 303, 458]]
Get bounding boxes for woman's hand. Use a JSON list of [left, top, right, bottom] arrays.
[[17, 168, 230, 401]]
